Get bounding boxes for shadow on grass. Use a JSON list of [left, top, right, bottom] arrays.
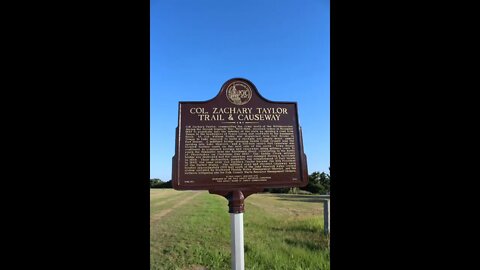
[[270, 223, 321, 233]]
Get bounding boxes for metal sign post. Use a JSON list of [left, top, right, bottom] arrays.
[[230, 212, 244, 270], [229, 191, 245, 270], [209, 189, 259, 270]]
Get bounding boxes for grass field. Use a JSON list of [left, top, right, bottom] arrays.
[[150, 189, 330, 270]]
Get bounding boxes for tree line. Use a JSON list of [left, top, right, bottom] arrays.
[[150, 170, 330, 195], [150, 178, 172, 188]]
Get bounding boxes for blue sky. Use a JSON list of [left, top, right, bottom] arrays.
[[151, 0, 329, 180]]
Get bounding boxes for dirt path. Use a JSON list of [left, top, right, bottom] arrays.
[[150, 191, 203, 225]]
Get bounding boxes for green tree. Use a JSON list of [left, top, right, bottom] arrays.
[[301, 171, 330, 194], [160, 180, 172, 188], [150, 178, 164, 188], [318, 171, 330, 194]]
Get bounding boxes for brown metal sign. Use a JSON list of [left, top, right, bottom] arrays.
[[172, 78, 308, 191]]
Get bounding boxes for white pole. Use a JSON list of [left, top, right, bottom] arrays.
[[230, 213, 245, 270], [324, 199, 330, 234]]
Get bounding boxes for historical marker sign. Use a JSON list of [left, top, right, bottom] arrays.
[[172, 78, 308, 191]]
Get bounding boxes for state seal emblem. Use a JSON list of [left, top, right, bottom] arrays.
[[226, 82, 252, 105]]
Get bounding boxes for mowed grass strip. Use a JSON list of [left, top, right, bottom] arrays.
[[246, 193, 324, 219], [150, 191, 203, 225], [150, 190, 330, 270], [244, 194, 329, 270], [151, 191, 231, 270], [150, 189, 186, 205], [150, 190, 197, 216]]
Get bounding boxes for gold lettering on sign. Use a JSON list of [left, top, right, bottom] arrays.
[[184, 125, 297, 177], [189, 107, 289, 122]]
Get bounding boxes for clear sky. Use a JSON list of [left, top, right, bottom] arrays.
[[151, 0, 329, 180]]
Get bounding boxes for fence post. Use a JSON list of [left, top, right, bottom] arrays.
[[323, 199, 330, 234]]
